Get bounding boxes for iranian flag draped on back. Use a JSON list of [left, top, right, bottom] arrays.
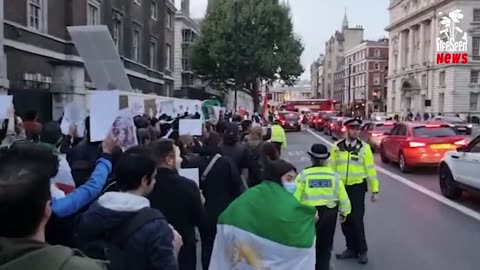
[[209, 181, 317, 270]]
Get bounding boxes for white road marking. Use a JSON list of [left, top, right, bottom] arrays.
[[306, 129, 480, 222]]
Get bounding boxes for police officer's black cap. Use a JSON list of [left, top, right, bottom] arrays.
[[308, 144, 330, 160], [344, 118, 362, 128]]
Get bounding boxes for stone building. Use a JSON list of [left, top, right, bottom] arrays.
[[323, 11, 365, 99], [386, 0, 480, 116], [342, 39, 389, 115], [310, 54, 324, 98], [3, 0, 175, 120]]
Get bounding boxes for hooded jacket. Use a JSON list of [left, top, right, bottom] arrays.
[[0, 238, 107, 270], [75, 192, 177, 270]]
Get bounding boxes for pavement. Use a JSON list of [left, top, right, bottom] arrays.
[[283, 129, 480, 270]]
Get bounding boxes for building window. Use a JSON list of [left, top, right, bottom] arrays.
[[422, 74, 427, 88], [166, 44, 172, 70], [374, 49, 381, 57], [149, 41, 157, 69], [474, 9, 480, 22], [373, 74, 381, 85], [151, 1, 158, 20], [134, 0, 141, 6], [439, 71, 446, 87], [112, 19, 122, 49], [470, 93, 479, 111], [374, 63, 380, 70], [471, 70, 479, 84], [28, 0, 45, 31], [166, 11, 173, 30], [132, 29, 141, 62], [473, 37, 480, 60], [439, 93, 445, 113], [87, 0, 100, 25]]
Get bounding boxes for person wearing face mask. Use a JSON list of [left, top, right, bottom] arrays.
[[329, 118, 379, 265], [294, 144, 351, 270], [148, 139, 207, 270], [208, 159, 317, 269]]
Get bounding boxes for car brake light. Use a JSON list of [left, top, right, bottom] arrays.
[[409, 142, 426, 147], [371, 132, 382, 137], [281, 120, 286, 125], [425, 124, 440, 128], [384, 122, 394, 126], [454, 140, 466, 145], [341, 127, 346, 132], [330, 123, 334, 127]]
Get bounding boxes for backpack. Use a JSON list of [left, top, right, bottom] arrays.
[[78, 208, 164, 270]]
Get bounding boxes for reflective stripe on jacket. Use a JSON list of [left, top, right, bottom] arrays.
[[270, 124, 287, 148], [294, 166, 351, 217], [328, 139, 379, 193]]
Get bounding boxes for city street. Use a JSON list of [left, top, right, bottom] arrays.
[[284, 130, 480, 270]]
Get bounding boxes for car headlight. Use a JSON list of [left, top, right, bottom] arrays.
[[467, 124, 473, 128]]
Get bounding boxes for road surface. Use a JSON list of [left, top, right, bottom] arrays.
[[283, 129, 480, 270]]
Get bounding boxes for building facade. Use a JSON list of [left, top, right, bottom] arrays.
[[323, 12, 365, 99], [270, 81, 312, 106], [386, 0, 480, 116], [310, 54, 324, 98], [173, 0, 204, 98], [3, 0, 175, 119], [342, 39, 389, 115]]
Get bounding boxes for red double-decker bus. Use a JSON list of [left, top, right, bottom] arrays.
[[280, 99, 336, 112]]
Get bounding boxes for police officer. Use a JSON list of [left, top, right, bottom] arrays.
[[270, 119, 287, 155], [294, 144, 351, 270], [329, 118, 379, 265]]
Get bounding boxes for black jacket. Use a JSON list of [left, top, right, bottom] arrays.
[[199, 145, 244, 222], [148, 168, 206, 270]]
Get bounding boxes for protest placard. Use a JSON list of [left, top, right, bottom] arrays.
[[178, 168, 199, 186], [89, 90, 119, 142], [109, 109, 138, 150], [179, 119, 203, 136], [0, 95, 13, 120]]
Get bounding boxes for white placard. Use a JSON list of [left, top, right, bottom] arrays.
[[129, 96, 145, 116], [178, 168, 199, 186], [60, 102, 85, 135], [179, 119, 203, 136], [159, 100, 175, 117], [0, 95, 13, 120], [89, 90, 119, 142]]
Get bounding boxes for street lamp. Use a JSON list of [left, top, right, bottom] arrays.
[[234, 0, 240, 114]]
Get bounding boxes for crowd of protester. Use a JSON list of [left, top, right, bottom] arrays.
[[0, 108, 304, 270]]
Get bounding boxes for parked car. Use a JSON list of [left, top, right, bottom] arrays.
[[380, 121, 466, 173], [277, 111, 301, 132], [360, 121, 395, 153], [439, 135, 480, 199], [331, 118, 351, 141], [432, 115, 473, 135]]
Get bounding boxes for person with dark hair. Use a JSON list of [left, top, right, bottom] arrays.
[[148, 139, 206, 270], [208, 159, 317, 269], [197, 131, 244, 269], [1, 111, 27, 147], [75, 147, 180, 270], [262, 141, 281, 161], [23, 110, 42, 141], [0, 144, 108, 270], [240, 120, 253, 142], [67, 116, 104, 186], [39, 121, 76, 194], [220, 122, 249, 182], [136, 128, 152, 145]]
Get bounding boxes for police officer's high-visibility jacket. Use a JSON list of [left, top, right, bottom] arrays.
[[294, 166, 351, 217], [329, 139, 379, 193], [270, 124, 287, 148]]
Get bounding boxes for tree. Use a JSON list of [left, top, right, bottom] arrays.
[[190, 0, 304, 110]]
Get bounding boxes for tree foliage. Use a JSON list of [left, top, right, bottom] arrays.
[[190, 0, 304, 96]]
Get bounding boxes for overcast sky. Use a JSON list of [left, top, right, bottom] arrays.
[[184, 0, 390, 80]]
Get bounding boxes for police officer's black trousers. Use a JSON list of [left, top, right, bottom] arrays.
[[341, 181, 368, 254], [315, 206, 338, 270]]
